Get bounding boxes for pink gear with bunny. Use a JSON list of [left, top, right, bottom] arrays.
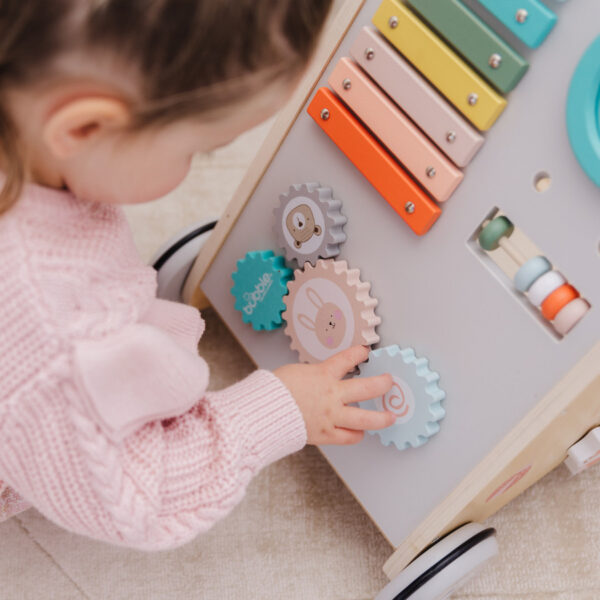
[[283, 259, 381, 363], [297, 287, 347, 349]]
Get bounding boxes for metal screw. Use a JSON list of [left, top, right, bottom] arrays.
[[446, 131, 456, 143], [342, 78, 352, 90], [388, 15, 399, 28], [468, 93, 478, 106], [320, 108, 330, 120], [426, 167, 436, 178], [405, 201, 415, 214], [516, 8, 528, 23], [489, 53, 502, 69], [365, 47, 375, 60]]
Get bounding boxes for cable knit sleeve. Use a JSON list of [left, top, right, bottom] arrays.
[[0, 187, 306, 549], [0, 305, 306, 550]]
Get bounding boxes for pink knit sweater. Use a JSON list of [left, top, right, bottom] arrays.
[[0, 181, 307, 549]]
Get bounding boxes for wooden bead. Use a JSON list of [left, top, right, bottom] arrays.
[[514, 256, 552, 292], [541, 284, 580, 321], [527, 271, 565, 307], [553, 298, 590, 335], [478, 216, 514, 251]]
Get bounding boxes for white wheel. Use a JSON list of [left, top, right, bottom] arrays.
[[150, 219, 217, 302], [376, 523, 498, 600]]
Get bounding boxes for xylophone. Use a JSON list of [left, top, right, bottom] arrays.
[[182, 0, 600, 596]]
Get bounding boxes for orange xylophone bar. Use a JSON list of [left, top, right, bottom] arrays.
[[307, 87, 441, 236]]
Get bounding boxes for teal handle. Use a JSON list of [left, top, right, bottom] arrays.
[[476, 0, 557, 49], [566, 36, 600, 188]]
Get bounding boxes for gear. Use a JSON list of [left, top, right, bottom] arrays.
[[273, 182, 347, 266], [231, 250, 292, 331], [282, 259, 380, 363], [358, 345, 445, 450]]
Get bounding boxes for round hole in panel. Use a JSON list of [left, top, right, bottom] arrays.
[[533, 171, 552, 192]]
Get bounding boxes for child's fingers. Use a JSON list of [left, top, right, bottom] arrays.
[[323, 345, 369, 379], [329, 427, 365, 445], [339, 373, 393, 404], [336, 406, 396, 431]]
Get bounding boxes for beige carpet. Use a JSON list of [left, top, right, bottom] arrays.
[[1, 122, 600, 599]]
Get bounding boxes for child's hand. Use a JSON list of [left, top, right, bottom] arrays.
[[274, 346, 395, 446]]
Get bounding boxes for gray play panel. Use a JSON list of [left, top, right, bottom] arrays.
[[203, 0, 599, 547]]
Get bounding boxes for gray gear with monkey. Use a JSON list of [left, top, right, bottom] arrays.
[[273, 182, 347, 266]]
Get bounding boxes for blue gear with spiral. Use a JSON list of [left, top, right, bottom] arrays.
[[231, 250, 292, 331], [358, 345, 446, 450]]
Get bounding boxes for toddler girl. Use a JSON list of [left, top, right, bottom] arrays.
[[0, 0, 394, 548]]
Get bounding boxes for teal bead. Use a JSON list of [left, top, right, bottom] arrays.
[[514, 256, 552, 292], [478, 216, 514, 251]]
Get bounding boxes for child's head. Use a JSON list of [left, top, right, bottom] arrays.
[[0, 0, 333, 211]]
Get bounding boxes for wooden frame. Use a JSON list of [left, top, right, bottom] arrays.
[[183, 0, 600, 585]]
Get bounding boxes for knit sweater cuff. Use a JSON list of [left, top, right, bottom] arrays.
[[207, 370, 307, 471], [140, 299, 205, 352]]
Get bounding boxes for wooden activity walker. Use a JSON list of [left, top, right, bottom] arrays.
[[177, 0, 600, 596]]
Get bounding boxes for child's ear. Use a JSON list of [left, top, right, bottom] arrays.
[[42, 97, 131, 160]]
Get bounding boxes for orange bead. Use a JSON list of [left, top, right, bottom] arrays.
[[541, 284, 580, 320]]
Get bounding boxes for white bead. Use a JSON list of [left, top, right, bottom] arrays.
[[527, 271, 565, 306], [553, 298, 590, 335]]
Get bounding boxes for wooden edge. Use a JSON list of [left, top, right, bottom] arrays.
[[447, 361, 600, 524], [193, 288, 211, 311], [383, 340, 600, 578], [182, 0, 366, 305]]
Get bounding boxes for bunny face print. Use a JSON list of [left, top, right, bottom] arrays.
[[283, 259, 381, 364], [297, 287, 346, 349], [290, 277, 355, 361]]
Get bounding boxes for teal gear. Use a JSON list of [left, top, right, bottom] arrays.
[[231, 250, 292, 331]]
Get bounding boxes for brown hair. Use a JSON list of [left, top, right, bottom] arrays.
[[0, 0, 333, 214]]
